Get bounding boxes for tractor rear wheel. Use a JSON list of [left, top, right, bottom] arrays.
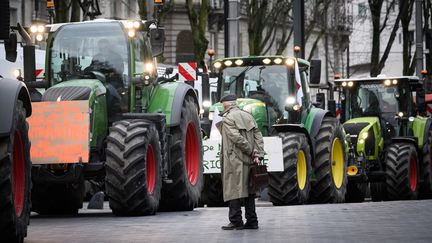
[[310, 117, 347, 203], [201, 174, 227, 207], [420, 130, 432, 198], [385, 143, 419, 200], [345, 182, 367, 202], [105, 120, 162, 216], [0, 100, 31, 243], [160, 96, 203, 211], [268, 132, 312, 205], [32, 178, 85, 215]]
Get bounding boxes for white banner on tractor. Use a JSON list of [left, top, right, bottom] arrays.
[[202, 137, 284, 174], [178, 62, 197, 82]]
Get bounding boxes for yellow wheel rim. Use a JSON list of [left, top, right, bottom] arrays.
[[297, 150, 307, 190], [331, 138, 344, 189]]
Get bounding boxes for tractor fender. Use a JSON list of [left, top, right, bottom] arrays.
[[169, 82, 199, 127], [0, 77, 32, 137], [148, 82, 199, 127], [391, 137, 419, 149], [273, 124, 314, 159], [308, 109, 332, 149]]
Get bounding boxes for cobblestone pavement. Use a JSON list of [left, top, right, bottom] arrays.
[[26, 199, 432, 243]]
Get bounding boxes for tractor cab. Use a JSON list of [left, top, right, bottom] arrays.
[[335, 76, 421, 145], [210, 56, 313, 136]]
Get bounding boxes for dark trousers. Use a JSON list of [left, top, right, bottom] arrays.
[[228, 194, 258, 226]]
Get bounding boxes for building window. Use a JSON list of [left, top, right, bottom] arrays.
[[358, 3, 367, 19]]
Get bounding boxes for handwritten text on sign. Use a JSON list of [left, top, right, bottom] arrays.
[[203, 137, 284, 174]]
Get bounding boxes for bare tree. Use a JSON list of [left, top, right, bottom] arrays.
[[185, 0, 210, 67], [400, 0, 415, 75], [368, 0, 401, 76]]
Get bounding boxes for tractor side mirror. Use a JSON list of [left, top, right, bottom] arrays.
[[4, 32, 17, 62], [149, 28, 165, 57], [309, 59, 321, 85], [314, 92, 326, 109], [165, 67, 173, 75]]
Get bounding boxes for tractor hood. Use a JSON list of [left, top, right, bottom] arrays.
[[42, 79, 106, 102], [210, 98, 268, 135], [343, 117, 380, 157]]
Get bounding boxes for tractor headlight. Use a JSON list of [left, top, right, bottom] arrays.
[[361, 132, 368, 139], [285, 96, 296, 105], [358, 138, 365, 144], [202, 100, 211, 108], [235, 59, 244, 66], [13, 69, 21, 79], [214, 62, 222, 69]]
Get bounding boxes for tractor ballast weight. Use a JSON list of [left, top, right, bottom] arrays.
[[27, 19, 203, 215], [201, 56, 348, 206], [334, 76, 432, 201]]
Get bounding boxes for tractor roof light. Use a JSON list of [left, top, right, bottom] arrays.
[[128, 30, 136, 38], [398, 112, 404, 118], [409, 116, 415, 122], [274, 58, 283, 64], [286, 58, 295, 66], [224, 60, 233, 66], [347, 81, 354, 87], [342, 81, 347, 87], [235, 59, 244, 66], [30, 25, 38, 33], [384, 79, 391, 86], [36, 34, 44, 42], [262, 58, 271, 64], [126, 21, 134, 29], [214, 62, 222, 69], [392, 79, 398, 85], [133, 21, 141, 29]]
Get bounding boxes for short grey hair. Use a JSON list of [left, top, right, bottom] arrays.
[[224, 100, 237, 107]]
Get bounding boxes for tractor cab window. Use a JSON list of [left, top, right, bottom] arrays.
[[132, 32, 154, 75], [49, 22, 129, 88], [220, 65, 290, 118]]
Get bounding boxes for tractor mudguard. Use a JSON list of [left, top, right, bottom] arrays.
[[391, 137, 419, 149], [148, 82, 199, 127], [305, 108, 332, 151], [0, 78, 32, 137], [421, 118, 432, 148], [273, 124, 314, 156]]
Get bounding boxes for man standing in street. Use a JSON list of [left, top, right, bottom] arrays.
[[216, 94, 265, 230]]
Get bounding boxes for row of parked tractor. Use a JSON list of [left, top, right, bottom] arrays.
[[2, 7, 432, 243]]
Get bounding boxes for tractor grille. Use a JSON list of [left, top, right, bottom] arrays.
[[343, 122, 369, 148], [42, 86, 91, 101]]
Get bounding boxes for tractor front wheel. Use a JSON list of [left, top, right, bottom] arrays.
[[268, 132, 312, 205], [160, 96, 203, 211], [420, 130, 432, 198], [105, 120, 162, 216], [385, 143, 419, 200], [0, 100, 31, 243], [310, 117, 347, 203]]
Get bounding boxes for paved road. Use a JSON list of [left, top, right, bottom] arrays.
[[26, 200, 432, 243]]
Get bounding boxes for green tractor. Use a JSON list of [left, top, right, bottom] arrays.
[[27, 19, 203, 215], [334, 76, 432, 201], [201, 56, 348, 206]]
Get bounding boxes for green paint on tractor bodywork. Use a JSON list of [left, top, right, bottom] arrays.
[[147, 82, 182, 127], [48, 79, 108, 148], [344, 117, 384, 160], [210, 98, 268, 136], [411, 116, 428, 149]]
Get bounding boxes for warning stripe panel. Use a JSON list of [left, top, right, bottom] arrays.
[[178, 62, 197, 81]]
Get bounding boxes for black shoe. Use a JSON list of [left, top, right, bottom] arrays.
[[221, 223, 244, 230], [243, 223, 259, 229]]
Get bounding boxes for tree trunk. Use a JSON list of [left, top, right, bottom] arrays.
[[185, 0, 210, 67], [369, 0, 383, 77], [70, 0, 80, 22], [400, 0, 415, 75]]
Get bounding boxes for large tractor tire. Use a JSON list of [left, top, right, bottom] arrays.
[[32, 179, 85, 215], [0, 101, 31, 243], [201, 174, 227, 207], [105, 120, 162, 216], [160, 96, 203, 211], [420, 130, 432, 198], [385, 143, 419, 200], [310, 117, 347, 203], [345, 182, 367, 203], [268, 132, 312, 205]]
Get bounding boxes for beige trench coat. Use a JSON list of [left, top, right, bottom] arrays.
[[216, 105, 264, 202]]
